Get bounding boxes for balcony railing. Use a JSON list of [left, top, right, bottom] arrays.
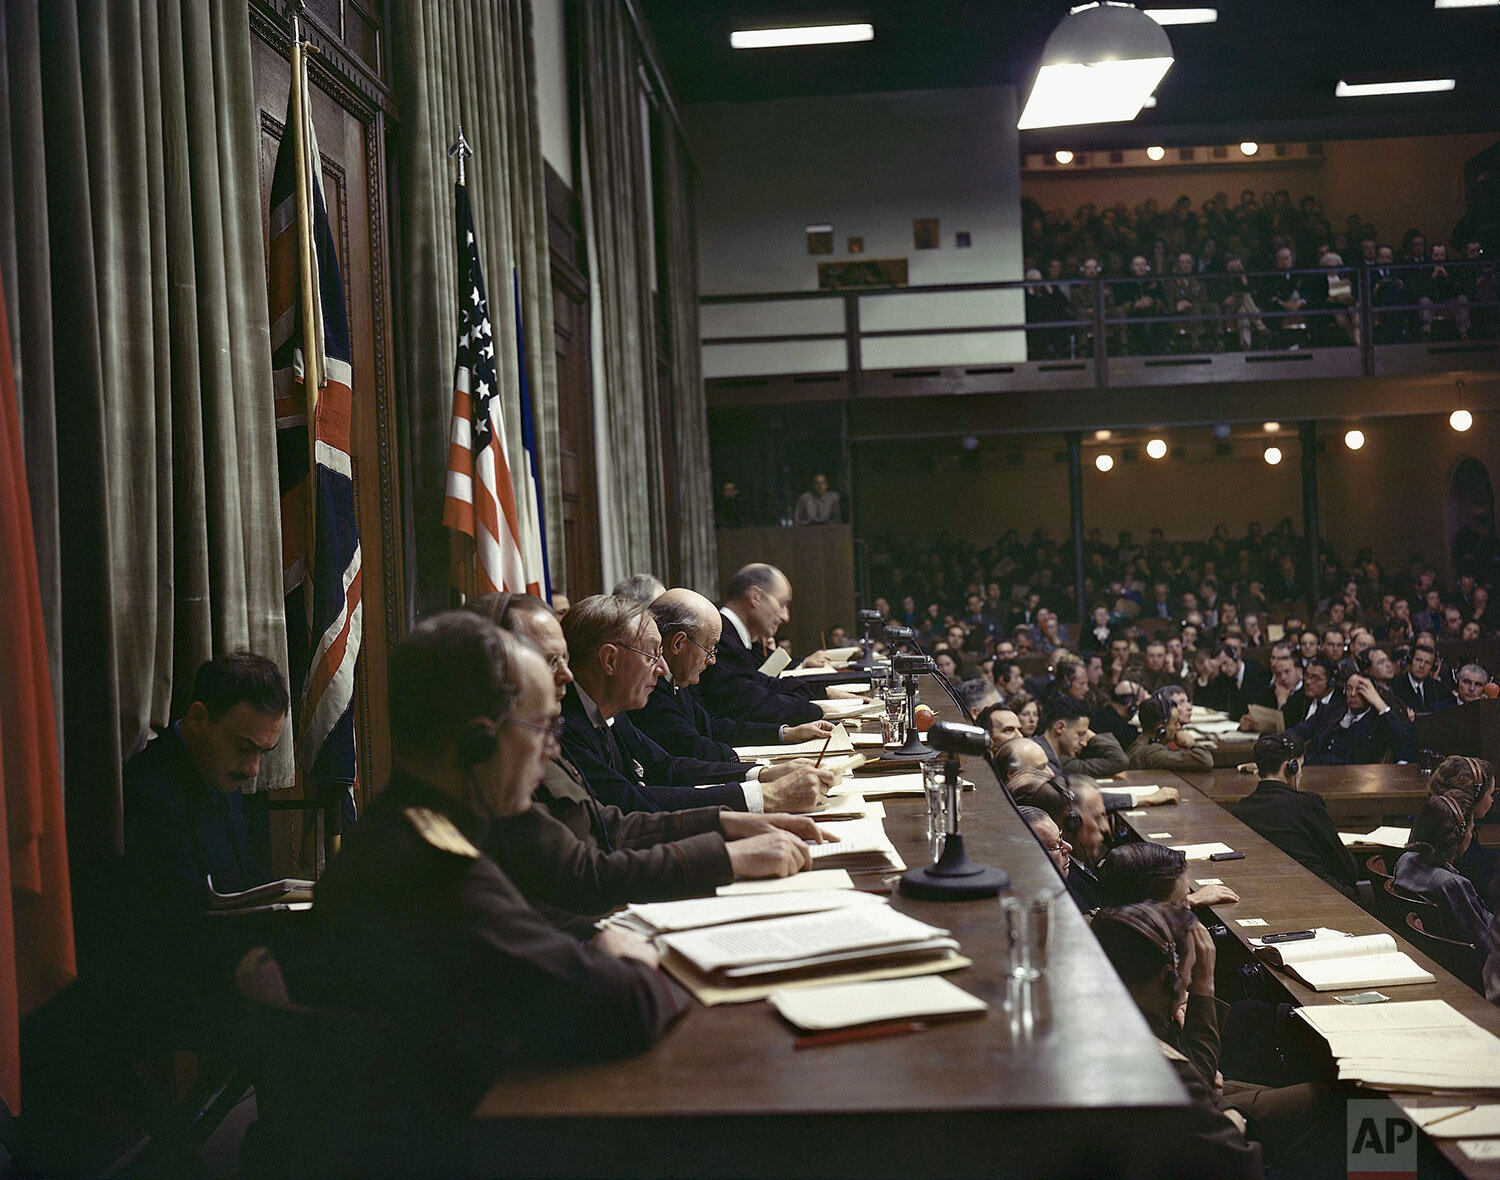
[[700, 260, 1500, 400]]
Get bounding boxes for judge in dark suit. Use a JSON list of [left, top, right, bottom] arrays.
[[1195, 642, 1271, 721], [696, 564, 851, 726], [1232, 733, 1360, 898], [1390, 644, 1455, 714], [631, 589, 833, 762], [121, 652, 287, 1037], [281, 615, 688, 1152], [1289, 673, 1410, 765], [560, 594, 831, 816]]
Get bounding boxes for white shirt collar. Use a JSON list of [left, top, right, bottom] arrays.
[[1233, 663, 1246, 689], [574, 682, 614, 728], [721, 606, 752, 650]]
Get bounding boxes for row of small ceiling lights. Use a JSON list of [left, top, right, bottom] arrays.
[[1089, 411, 1474, 472], [1053, 142, 1259, 165]]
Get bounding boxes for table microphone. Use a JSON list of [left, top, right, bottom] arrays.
[[887, 653, 937, 760], [853, 608, 885, 670], [901, 721, 1011, 901]]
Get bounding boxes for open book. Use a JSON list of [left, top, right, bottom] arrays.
[[805, 817, 906, 873], [207, 877, 313, 910], [768, 976, 987, 1032], [1254, 931, 1434, 991], [659, 902, 955, 983]]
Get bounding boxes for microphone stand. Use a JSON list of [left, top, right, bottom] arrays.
[[901, 737, 1011, 901]]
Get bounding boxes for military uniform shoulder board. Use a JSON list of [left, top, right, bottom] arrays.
[[1156, 1038, 1188, 1064], [404, 807, 480, 858]]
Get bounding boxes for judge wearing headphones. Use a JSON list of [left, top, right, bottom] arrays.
[[1126, 692, 1215, 771], [282, 612, 687, 1145], [1231, 732, 1360, 898]]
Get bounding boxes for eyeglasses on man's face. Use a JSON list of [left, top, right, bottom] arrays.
[[506, 715, 564, 742], [680, 631, 716, 663], [619, 641, 667, 667]]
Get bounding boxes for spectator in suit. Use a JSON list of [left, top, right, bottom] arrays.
[[1391, 643, 1452, 714], [1197, 641, 1271, 720], [1457, 662, 1493, 704], [631, 589, 832, 762], [1289, 672, 1409, 765], [560, 594, 830, 816], [1091, 680, 1144, 750], [1298, 658, 1338, 726], [1112, 254, 1165, 354], [1080, 604, 1114, 652], [1395, 794, 1492, 956], [1415, 243, 1471, 339], [1214, 251, 1268, 351], [793, 472, 841, 524], [1369, 244, 1408, 342], [1017, 804, 1071, 879], [1166, 250, 1214, 352], [1232, 733, 1360, 898]]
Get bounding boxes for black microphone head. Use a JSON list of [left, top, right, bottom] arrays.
[[892, 652, 936, 676], [927, 721, 989, 756], [857, 608, 883, 624], [882, 624, 915, 642]]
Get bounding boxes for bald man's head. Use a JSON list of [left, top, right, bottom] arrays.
[[652, 588, 723, 687]]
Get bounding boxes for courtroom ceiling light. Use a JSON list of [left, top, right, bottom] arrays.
[[1263, 421, 1281, 433], [1263, 446, 1283, 465], [1144, 7, 1217, 24], [1055, 149, 1076, 164], [1239, 141, 1259, 155], [1435, 1, 1498, 9], [1450, 409, 1474, 431], [1335, 77, 1455, 97], [1146, 145, 1166, 160], [1146, 437, 1168, 459], [1344, 429, 1365, 450], [1094, 429, 1113, 440], [1095, 453, 1115, 472], [730, 23, 874, 49], [1018, 3, 1174, 130]]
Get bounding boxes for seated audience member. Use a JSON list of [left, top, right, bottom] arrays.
[[1015, 772, 1113, 912], [793, 472, 840, 525], [996, 735, 1049, 782], [631, 589, 831, 761], [695, 563, 841, 726], [1197, 641, 1270, 719], [1033, 693, 1128, 777], [1415, 243, 1472, 339], [1258, 651, 1307, 725], [978, 706, 1023, 757], [1232, 733, 1360, 898], [474, 594, 823, 927], [1390, 642, 1451, 714], [995, 661, 1026, 699], [1127, 694, 1214, 772], [561, 595, 830, 815], [1017, 804, 1071, 879], [1457, 662, 1493, 704], [1319, 628, 1346, 663], [1090, 905, 1263, 1179], [1091, 679, 1143, 750], [1081, 604, 1115, 652], [1289, 672, 1409, 765], [1395, 794, 1493, 957], [1430, 755, 1498, 895], [1297, 657, 1338, 726], [1138, 638, 1172, 692], [1010, 691, 1040, 737], [1098, 842, 1238, 909], [612, 573, 665, 604], [1054, 656, 1091, 703], [121, 652, 287, 1031], [958, 676, 1001, 716], [281, 613, 689, 1143], [1112, 254, 1165, 355]]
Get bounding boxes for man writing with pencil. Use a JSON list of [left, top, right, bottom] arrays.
[[631, 589, 835, 762]]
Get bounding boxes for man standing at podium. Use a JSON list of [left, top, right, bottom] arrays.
[[793, 472, 840, 524]]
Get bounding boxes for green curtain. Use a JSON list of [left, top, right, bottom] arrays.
[[390, 0, 564, 615], [0, 0, 291, 857]]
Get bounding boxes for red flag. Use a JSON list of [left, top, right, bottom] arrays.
[[0, 273, 75, 1112]]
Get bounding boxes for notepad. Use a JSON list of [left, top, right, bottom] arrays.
[[1170, 842, 1236, 861], [805, 817, 906, 873], [1255, 933, 1434, 991], [758, 646, 792, 677], [767, 976, 987, 1032], [1339, 826, 1412, 849], [717, 869, 854, 896], [812, 794, 885, 821], [604, 889, 882, 937], [734, 724, 853, 762]]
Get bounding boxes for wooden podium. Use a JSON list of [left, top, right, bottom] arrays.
[[714, 525, 856, 658], [1414, 699, 1500, 764]]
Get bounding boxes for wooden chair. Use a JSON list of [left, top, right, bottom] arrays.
[[1404, 913, 1484, 993], [1371, 873, 1434, 931]]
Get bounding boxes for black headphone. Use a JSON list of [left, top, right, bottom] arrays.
[[457, 717, 502, 772], [484, 590, 516, 628], [1044, 775, 1083, 834], [1263, 730, 1302, 778]]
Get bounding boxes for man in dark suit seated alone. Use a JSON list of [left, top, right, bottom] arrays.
[[468, 592, 825, 932], [631, 588, 833, 762], [696, 563, 857, 727], [120, 652, 288, 1032], [560, 594, 831, 816], [1289, 672, 1410, 765], [1232, 733, 1360, 898]]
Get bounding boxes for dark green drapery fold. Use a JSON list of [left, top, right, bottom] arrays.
[[1, 0, 291, 857], [390, 0, 564, 616]]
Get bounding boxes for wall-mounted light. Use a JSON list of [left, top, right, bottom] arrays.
[[1263, 421, 1281, 433], [1146, 145, 1166, 160], [1344, 429, 1365, 450], [1239, 141, 1259, 155], [1146, 437, 1168, 459], [1451, 409, 1474, 431], [1095, 454, 1115, 472], [1263, 446, 1283, 465], [1055, 150, 1075, 164]]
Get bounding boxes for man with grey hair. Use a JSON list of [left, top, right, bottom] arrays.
[[957, 677, 1001, 717], [1457, 662, 1492, 704], [612, 574, 665, 605], [632, 589, 834, 761]]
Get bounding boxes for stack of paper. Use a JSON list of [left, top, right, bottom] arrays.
[[811, 793, 885, 821], [805, 817, 906, 873], [659, 902, 957, 984], [1339, 826, 1412, 849], [768, 976, 988, 1032], [602, 889, 882, 938], [1255, 931, 1434, 991], [717, 869, 855, 896], [1169, 842, 1237, 861], [833, 771, 973, 799], [1298, 1001, 1500, 1092], [758, 647, 793, 677], [207, 877, 314, 915], [1104, 784, 1165, 807], [811, 699, 884, 721], [733, 724, 853, 762]]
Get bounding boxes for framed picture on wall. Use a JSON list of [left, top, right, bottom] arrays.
[[817, 258, 909, 290]]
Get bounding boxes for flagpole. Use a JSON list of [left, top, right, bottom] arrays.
[[290, 1, 320, 568], [448, 124, 475, 601], [448, 122, 473, 187]]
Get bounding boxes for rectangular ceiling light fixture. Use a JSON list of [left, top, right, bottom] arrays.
[[1434, 0, 1499, 8], [1143, 8, 1218, 24], [1335, 77, 1456, 96], [1018, 58, 1172, 128], [730, 23, 874, 49]]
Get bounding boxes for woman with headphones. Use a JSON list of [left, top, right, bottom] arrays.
[[1125, 691, 1214, 771], [1394, 791, 1493, 962]]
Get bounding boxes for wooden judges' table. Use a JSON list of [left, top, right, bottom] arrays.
[[1178, 763, 1431, 825], [1107, 767, 1500, 1180], [469, 691, 1198, 1179]]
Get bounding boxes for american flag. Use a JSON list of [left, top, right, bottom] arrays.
[[443, 182, 547, 597], [267, 63, 362, 817]]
